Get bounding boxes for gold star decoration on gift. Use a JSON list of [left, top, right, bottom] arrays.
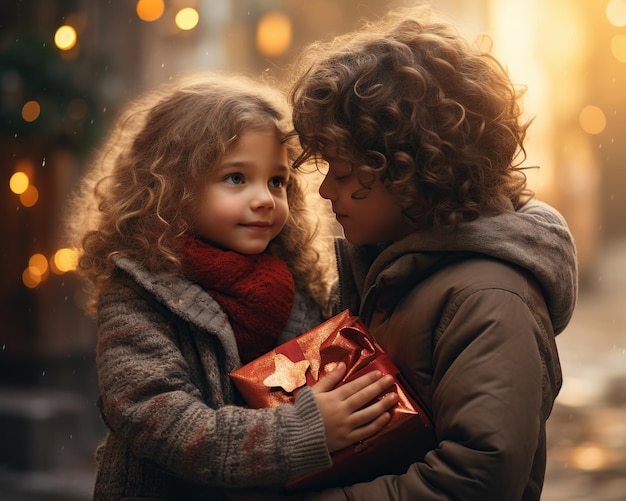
[[263, 354, 311, 394]]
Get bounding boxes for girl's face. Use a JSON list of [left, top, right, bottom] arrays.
[[191, 127, 290, 255], [319, 158, 414, 245]]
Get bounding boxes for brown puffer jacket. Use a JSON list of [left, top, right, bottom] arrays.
[[310, 201, 577, 501]]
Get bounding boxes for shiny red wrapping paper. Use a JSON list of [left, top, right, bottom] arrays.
[[229, 310, 435, 491]]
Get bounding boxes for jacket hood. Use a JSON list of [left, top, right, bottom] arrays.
[[347, 200, 578, 335]]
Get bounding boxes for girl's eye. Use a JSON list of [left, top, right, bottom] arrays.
[[224, 173, 244, 185], [269, 176, 286, 189]]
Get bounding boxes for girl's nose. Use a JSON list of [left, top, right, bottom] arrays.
[[251, 185, 276, 209]]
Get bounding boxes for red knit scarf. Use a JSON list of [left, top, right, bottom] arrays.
[[178, 235, 295, 364]]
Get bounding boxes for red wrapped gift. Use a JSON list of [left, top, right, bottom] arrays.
[[229, 310, 435, 491]]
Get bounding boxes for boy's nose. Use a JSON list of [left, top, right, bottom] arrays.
[[319, 174, 333, 200]]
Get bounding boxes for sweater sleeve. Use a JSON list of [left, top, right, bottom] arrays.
[[96, 279, 332, 487]]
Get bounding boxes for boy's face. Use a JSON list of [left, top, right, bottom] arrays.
[[319, 158, 414, 245], [191, 127, 290, 254]]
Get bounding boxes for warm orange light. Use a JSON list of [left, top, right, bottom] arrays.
[[579, 105, 606, 135], [175, 8, 199, 31], [29, 253, 49, 277], [606, 0, 626, 27], [136, 0, 165, 22], [611, 34, 626, 63], [20, 185, 39, 207], [52, 248, 80, 273], [570, 443, 609, 471], [54, 25, 77, 50], [256, 12, 292, 58], [22, 267, 42, 288], [22, 100, 40, 122], [9, 171, 29, 194]]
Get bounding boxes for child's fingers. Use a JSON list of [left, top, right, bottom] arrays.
[[310, 362, 347, 394], [350, 391, 398, 428], [340, 393, 398, 445], [347, 409, 393, 444], [338, 373, 395, 407]]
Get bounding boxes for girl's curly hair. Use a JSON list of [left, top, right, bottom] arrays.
[[286, 5, 534, 230], [67, 72, 334, 314]]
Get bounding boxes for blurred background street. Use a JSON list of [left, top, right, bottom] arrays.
[[1, 1, 625, 499], [543, 239, 626, 501]]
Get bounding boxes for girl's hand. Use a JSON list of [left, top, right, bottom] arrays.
[[311, 362, 397, 452]]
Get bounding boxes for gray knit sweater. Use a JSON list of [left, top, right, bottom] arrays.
[[92, 256, 331, 500]]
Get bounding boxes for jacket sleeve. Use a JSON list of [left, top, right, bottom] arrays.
[[96, 279, 332, 487], [307, 288, 553, 501]]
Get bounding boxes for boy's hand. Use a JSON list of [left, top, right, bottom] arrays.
[[311, 362, 397, 452]]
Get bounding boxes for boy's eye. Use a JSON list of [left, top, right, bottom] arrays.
[[224, 173, 244, 185], [325, 159, 353, 181], [269, 176, 286, 189]]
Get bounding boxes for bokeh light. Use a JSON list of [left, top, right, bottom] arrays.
[[606, 0, 626, 26], [29, 253, 49, 277], [19, 185, 39, 207], [136, 0, 165, 22], [611, 34, 626, 63], [54, 25, 77, 50], [579, 105, 607, 135], [9, 171, 29, 195], [51, 248, 80, 273], [22, 267, 42, 288], [256, 12, 292, 57], [175, 8, 199, 31], [21, 100, 40, 122], [570, 443, 609, 471]]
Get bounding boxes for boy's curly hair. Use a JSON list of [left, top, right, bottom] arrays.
[[66, 72, 334, 314], [286, 5, 534, 230]]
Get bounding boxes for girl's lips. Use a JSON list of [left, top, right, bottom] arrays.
[[242, 222, 272, 231]]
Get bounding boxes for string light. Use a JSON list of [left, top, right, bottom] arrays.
[[9, 172, 29, 195], [51, 248, 80, 273], [175, 8, 199, 31], [570, 443, 609, 471], [256, 12, 292, 57], [606, 0, 626, 26], [19, 185, 39, 207], [136, 0, 165, 22], [579, 105, 607, 135], [21, 100, 41, 122], [611, 34, 626, 63], [54, 25, 77, 50]]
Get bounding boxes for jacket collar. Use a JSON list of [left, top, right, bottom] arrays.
[[112, 255, 241, 368], [338, 200, 578, 335]]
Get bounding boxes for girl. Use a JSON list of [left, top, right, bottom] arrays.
[[66, 72, 397, 500], [287, 5, 578, 501]]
